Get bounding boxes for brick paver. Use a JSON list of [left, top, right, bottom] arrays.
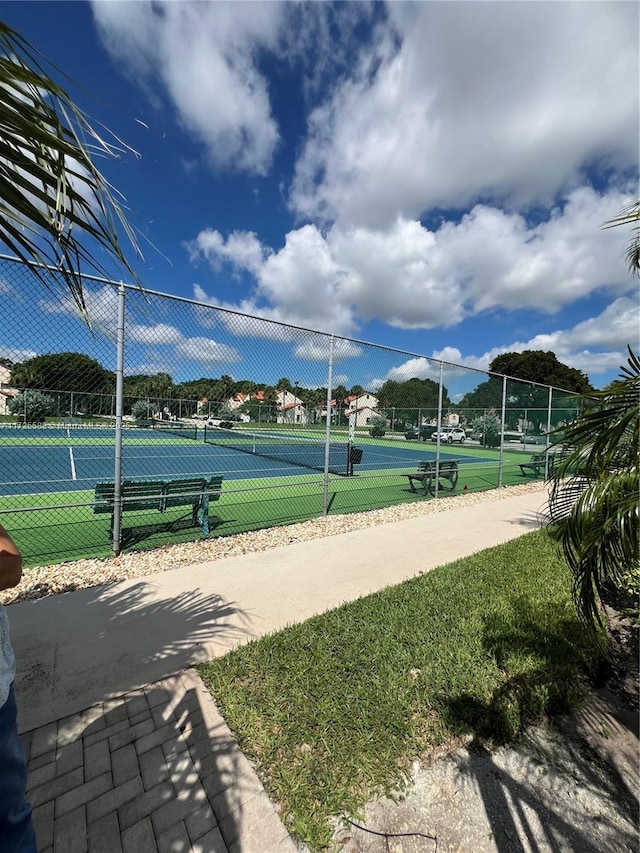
[[25, 669, 297, 853]]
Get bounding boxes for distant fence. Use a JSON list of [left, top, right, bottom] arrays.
[[0, 255, 580, 566]]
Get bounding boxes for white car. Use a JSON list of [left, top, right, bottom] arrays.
[[431, 427, 466, 444]]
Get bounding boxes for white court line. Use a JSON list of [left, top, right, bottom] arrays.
[[69, 446, 77, 481]]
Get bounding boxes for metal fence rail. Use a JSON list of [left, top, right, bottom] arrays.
[[0, 255, 580, 565]]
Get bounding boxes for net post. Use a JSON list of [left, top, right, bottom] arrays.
[[322, 336, 335, 513], [112, 283, 126, 556]]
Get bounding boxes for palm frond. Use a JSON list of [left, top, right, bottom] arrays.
[[603, 199, 640, 277], [0, 21, 143, 317], [546, 349, 639, 634], [549, 471, 639, 628]]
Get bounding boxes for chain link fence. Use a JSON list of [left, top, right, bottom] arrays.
[[0, 255, 582, 566]]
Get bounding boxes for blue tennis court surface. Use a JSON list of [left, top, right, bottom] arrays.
[[0, 427, 495, 497]]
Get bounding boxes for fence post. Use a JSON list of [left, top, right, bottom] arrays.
[[322, 335, 334, 515], [498, 375, 507, 487], [112, 283, 126, 555], [434, 361, 444, 498], [545, 385, 553, 478]]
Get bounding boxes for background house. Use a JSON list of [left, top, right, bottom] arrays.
[[344, 392, 379, 428], [276, 389, 308, 425], [0, 365, 17, 416]]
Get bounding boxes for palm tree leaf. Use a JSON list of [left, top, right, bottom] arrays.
[[0, 21, 144, 316], [603, 199, 640, 277]]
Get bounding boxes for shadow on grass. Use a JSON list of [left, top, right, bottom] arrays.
[[119, 513, 226, 550], [440, 596, 638, 853]]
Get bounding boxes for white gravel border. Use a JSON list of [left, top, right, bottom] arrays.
[[2, 483, 547, 606]]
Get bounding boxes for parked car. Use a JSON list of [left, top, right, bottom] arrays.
[[404, 425, 436, 441], [520, 434, 548, 445], [431, 427, 466, 444], [206, 418, 234, 429]]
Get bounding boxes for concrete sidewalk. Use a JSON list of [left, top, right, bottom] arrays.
[[9, 488, 548, 852]]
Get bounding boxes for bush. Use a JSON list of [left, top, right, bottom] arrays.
[[8, 390, 55, 423], [471, 414, 501, 447], [131, 400, 153, 424], [368, 414, 387, 437]]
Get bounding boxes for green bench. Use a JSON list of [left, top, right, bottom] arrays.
[[403, 460, 459, 496], [94, 476, 224, 543], [519, 453, 547, 476]]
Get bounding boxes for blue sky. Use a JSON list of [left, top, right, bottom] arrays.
[[2, 1, 639, 389]]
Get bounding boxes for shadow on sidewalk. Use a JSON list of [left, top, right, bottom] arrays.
[[12, 580, 253, 731]]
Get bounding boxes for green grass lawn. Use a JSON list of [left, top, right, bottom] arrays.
[[197, 529, 602, 850]]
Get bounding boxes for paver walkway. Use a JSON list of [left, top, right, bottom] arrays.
[[22, 670, 295, 853]]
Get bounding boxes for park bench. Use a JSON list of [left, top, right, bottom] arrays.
[[402, 460, 458, 496], [519, 451, 573, 477], [519, 453, 547, 477], [94, 475, 224, 544]]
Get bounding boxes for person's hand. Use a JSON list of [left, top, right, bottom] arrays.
[[0, 524, 22, 591]]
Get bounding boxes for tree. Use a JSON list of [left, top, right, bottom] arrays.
[[489, 351, 592, 394], [8, 389, 56, 423], [458, 376, 503, 411], [0, 22, 141, 316], [10, 352, 113, 394], [546, 348, 639, 634], [276, 377, 293, 392]]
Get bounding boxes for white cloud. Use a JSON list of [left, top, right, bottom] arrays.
[[37, 284, 121, 337], [187, 230, 265, 274], [91, 1, 284, 174], [175, 337, 240, 364], [379, 298, 639, 388], [381, 357, 437, 383], [188, 186, 634, 335], [291, 2, 638, 228], [294, 340, 363, 362], [127, 323, 184, 346], [191, 225, 358, 335], [0, 346, 38, 364]]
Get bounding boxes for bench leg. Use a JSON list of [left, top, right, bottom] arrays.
[[197, 495, 210, 537], [428, 476, 457, 496], [405, 477, 417, 493]]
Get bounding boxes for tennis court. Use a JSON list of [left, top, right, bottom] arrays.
[[0, 424, 510, 565], [0, 424, 496, 498]]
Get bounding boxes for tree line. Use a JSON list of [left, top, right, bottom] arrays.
[[4, 349, 593, 426]]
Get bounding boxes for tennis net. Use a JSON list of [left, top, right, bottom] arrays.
[[203, 425, 353, 475], [150, 421, 199, 441]]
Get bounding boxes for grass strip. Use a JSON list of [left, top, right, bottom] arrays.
[[3, 461, 545, 566], [197, 530, 602, 849]]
